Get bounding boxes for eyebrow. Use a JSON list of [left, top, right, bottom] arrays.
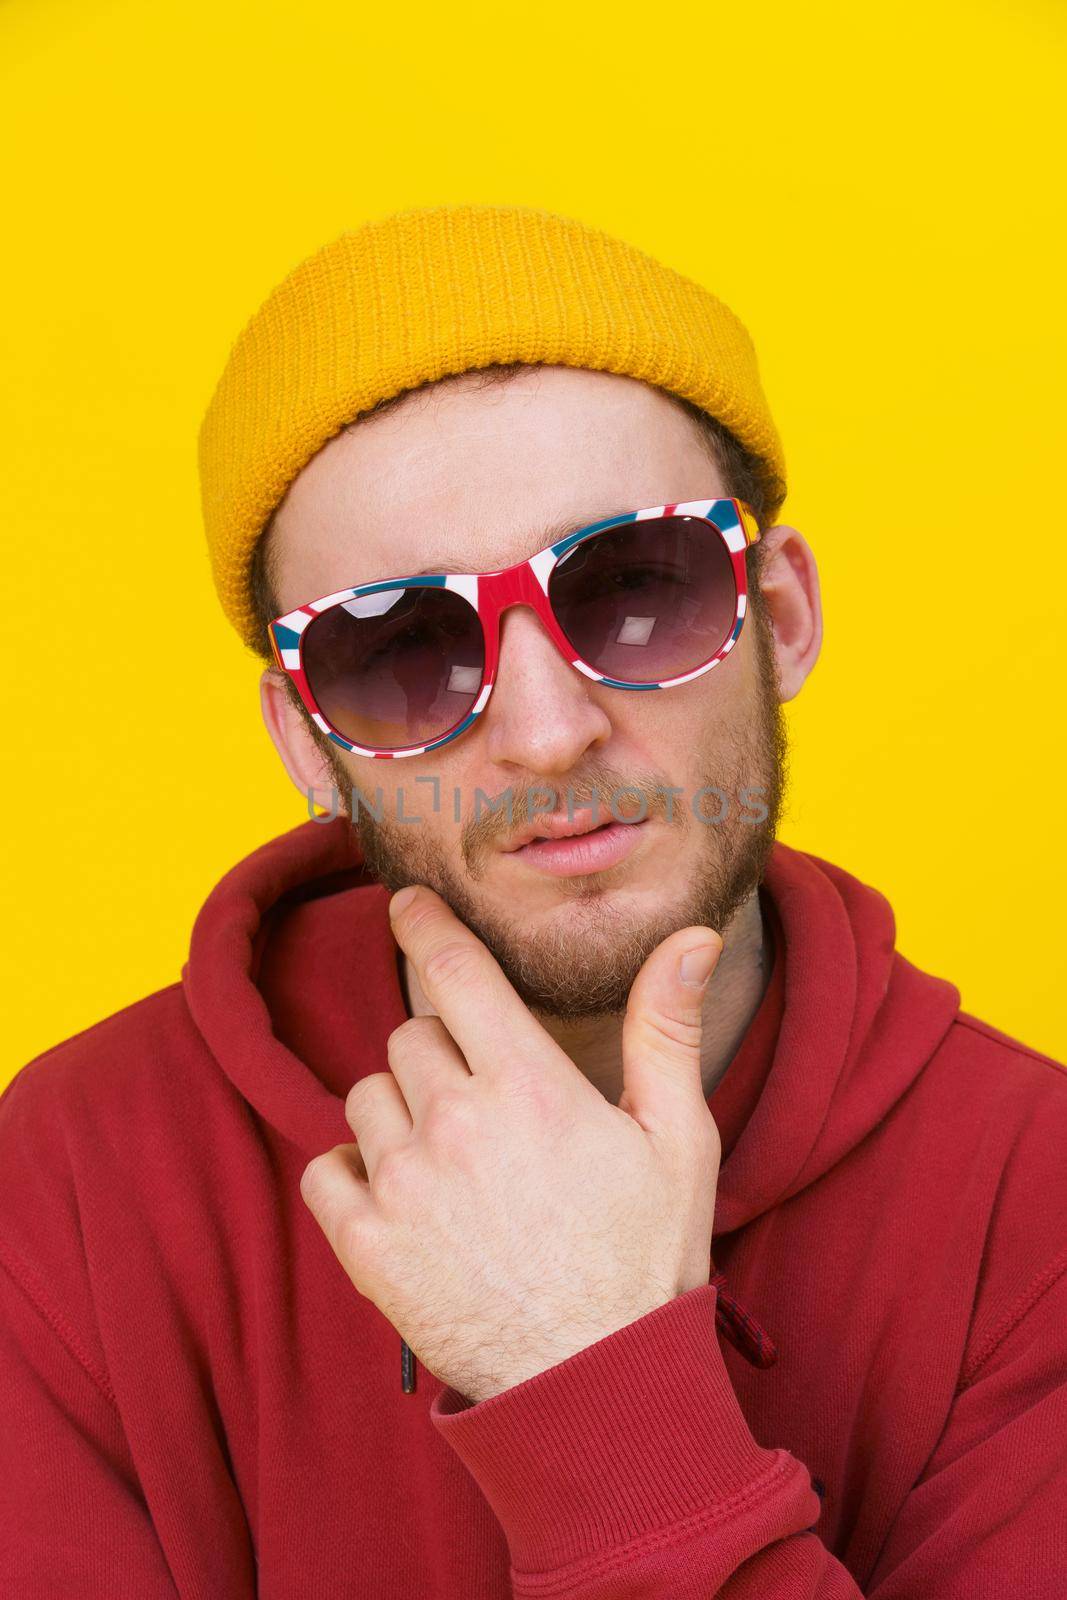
[[408, 508, 622, 578]]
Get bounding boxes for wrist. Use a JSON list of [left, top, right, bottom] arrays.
[[463, 1296, 677, 1403]]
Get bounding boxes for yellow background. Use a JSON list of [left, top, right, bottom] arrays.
[[2, 0, 1064, 1082]]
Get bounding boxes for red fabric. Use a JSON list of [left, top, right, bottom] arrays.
[[2, 815, 1065, 1596]]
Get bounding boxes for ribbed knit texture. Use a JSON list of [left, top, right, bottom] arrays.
[[431, 1279, 816, 1579], [196, 204, 787, 648]]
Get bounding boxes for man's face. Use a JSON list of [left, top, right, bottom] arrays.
[[266, 365, 790, 1019]]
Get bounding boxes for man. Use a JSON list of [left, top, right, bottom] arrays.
[[1, 204, 1064, 1596]]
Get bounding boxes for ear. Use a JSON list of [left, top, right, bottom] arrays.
[[260, 668, 344, 809], [751, 525, 823, 702]]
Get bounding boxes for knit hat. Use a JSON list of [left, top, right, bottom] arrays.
[[197, 203, 787, 651]]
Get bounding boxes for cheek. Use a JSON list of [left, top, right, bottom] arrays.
[[676, 654, 754, 731], [627, 683, 721, 764], [331, 755, 433, 835], [622, 669, 753, 789], [383, 757, 472, 840]]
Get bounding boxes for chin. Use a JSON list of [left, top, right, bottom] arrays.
[[485, 862, 678, 921]]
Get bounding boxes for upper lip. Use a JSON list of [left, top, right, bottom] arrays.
[[503, 805, 642, 852]]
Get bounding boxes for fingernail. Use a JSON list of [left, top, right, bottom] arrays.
[[390, 886, 417, 917], [680, 943, 719, 989]]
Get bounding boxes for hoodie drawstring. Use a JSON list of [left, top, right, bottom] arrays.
[[710, 1267, 779, 1369]]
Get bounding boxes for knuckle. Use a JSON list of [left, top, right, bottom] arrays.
[[334, 1204, 364, 1256], [423, 1090, 476, 1148], [399, 898, 440, 938], [641, 1009, 704, 1054], [704, 1119, 722, 1161], [422, 940, 480, 991], [299, 1154, 327, 1204], [345, 1073, 384, 1121], [397, 1015, 441, 1043], [509, 1066, 565, 1125], [372, 1144, 417, 1209], [335, 1208, 377, 1277], [677, 1110, 722, 1168], [386, 1015, 439, 1063]]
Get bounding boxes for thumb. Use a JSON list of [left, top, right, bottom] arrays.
[[619, 926, 723, 1130]]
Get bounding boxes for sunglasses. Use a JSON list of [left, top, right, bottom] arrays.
[[268, 497, 761, 759]]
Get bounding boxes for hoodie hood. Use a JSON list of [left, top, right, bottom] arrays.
[[182, 816, 961, 1242]]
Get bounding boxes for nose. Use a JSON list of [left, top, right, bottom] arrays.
[[482, 602, 613, 775]]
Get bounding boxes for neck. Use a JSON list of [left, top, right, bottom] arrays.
[[401, 889, 773, 1106]]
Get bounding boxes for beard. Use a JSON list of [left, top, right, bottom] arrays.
[[310, 604, 788, 1021]]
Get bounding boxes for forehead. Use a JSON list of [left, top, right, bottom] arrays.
[[268, 365, 726, 607]]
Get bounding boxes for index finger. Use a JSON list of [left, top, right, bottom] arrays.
[[388, 884, 557, 1076]]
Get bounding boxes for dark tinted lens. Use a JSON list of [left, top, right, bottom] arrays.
[[547, 516, 737, 683], [302, 585, 484, 751]]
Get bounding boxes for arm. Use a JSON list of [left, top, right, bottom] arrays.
[[0, 1243, 180, 1595], [431, 1265, 1067, 1598], [864, 1250, 1067, 1596], [0, 1056, 258, 1596], [431, 1278, 850, 1599]]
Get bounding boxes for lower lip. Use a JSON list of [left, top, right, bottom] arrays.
[[507, 820, 648, 877]]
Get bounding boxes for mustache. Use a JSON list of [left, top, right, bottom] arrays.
[[460, 758, 689, 867]]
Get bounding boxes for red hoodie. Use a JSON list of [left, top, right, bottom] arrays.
[[2, 816, 1065, 1597]]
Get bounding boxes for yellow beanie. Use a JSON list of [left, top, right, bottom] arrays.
[[197, 203, 787, 651]]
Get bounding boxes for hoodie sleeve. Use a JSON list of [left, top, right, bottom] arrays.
[[863, 1250, 1067, 1596], [0, 1058, 176, 1592], [0, 1242, 179, 1594], [430, 1281, 845, 1597], [430, 1274, 1067, 1598]]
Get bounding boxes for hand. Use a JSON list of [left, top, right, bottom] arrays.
[[299, 885, 724, 1404]]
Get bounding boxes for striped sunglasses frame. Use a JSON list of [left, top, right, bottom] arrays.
[[268, 496, 761, 759]]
